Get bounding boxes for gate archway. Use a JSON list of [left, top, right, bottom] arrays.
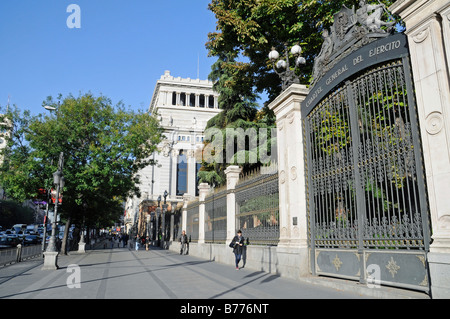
[[303, 4, 431, 292]]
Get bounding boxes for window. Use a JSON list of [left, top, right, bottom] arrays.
[[172, 92, 176, 105], [199, 94, 205, 108], [208, 96, 214, 108]]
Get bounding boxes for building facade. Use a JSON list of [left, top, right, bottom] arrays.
[[0, 115, 11, 199], [125, 71, 221, 233]]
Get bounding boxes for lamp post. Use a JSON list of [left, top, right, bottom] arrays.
[[269, 43, 306, 91], [146, 214, 150, 237], [161, 190, 168, 248], [78, 217, 86, 253], [170, 201, 177, 242], [146, 213, 150, 250], [42, 152, 65, 270], [155, 195, 161, 246], [41, 185, 52, 253], [41, 103, 58, 255]]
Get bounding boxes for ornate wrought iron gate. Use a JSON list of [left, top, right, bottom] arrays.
[[303, 29, 431, 292]]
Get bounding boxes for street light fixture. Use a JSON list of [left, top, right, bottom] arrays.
[[43, 105, 57, 111], [163, 190, 168, 205], [269, 42, 306, 91]]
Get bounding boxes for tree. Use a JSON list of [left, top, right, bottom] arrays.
[[201, 0, 397, 184], [0, 200, 35, 228], [206, 0, 397, 102], [0, 93, 163, 252], [198, 53, 277, 185]]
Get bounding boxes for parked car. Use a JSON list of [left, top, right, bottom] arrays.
[[0, 235, 21, 247], [0, 235, 8, 249], [15, 230, 26, 240], [24, 235, 40, 245]]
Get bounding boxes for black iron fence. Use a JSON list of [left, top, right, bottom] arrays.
[[186, 201, 200, 243], [235, 168, 280, 246], [205, 188, 227, 244]]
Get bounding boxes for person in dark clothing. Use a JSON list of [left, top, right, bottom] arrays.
[[179, 230, 189, 255], [145, 236, 150, 251], [123, 233, 129, 248], [135, 235, 140, 251], [230, 230, 245, 270]]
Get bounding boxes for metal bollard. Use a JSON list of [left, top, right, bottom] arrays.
[[16, 244, 22, 263]]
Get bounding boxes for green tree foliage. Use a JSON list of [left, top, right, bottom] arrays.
[[0, 200, 35, 228], [198, 54, 276, 185], [206, 0, 396, 101], [201, 0, 396, 185], [0, 94, 163, 230]]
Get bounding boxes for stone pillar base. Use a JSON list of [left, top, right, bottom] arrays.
[[42, 251, 59, 270], [428, 252, 450, 298], [276, 244, 309, 279], [77, 242, 86, 253]]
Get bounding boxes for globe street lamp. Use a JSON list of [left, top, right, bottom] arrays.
[[269, 43, 306, 91]]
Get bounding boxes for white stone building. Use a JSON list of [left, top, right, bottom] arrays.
[[125, 71, 221, 231], [0, 115, 11, 200]]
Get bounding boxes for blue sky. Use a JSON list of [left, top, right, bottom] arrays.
[[0, 0, 219, 115]]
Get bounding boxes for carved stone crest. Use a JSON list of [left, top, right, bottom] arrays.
[[311, 1, 396, 87], [161, 140, 172, 157]]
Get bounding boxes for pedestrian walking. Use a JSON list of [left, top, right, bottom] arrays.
[[229, 230, 245, 270], [179, 230, 189, 255], [145, 236, 150, 251], [135, 235, 140, 251], [123, 233, 129, 248]]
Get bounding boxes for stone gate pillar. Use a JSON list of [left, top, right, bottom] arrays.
[[268, 83, 310, 277], [182, 194, 190, 232], [197, 183, 210, 244], [391, 0, 450, 298], [225, 165, 242, 243]]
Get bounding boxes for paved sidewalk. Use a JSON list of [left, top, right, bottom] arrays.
[[0, 246, 429, 301]]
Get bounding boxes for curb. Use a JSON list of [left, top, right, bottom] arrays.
[[297, 275, 430, 299]]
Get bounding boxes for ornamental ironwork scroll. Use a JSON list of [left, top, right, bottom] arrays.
[[303, 2, 430, 292]]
